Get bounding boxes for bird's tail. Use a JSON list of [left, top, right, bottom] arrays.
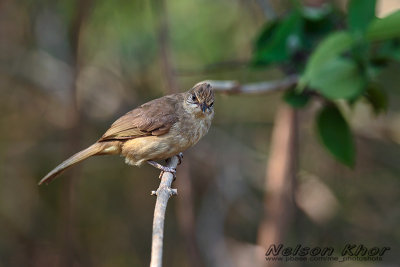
[[38, 142, 119, 185]]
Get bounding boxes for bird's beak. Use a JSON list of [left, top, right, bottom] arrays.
[[200, 103, 208, 113]]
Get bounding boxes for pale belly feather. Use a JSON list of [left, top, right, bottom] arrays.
[[121, 114, 212, 166]]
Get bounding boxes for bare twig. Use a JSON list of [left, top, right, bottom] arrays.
[[150, 156, 180, 267], [206, 74, 299, 95], [153, 0, 202, 265]]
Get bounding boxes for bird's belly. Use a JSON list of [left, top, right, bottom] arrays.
[[121, 118, 210, 166], [121, 136, 181, 165]]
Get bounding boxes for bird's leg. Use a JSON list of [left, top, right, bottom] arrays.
[[177, 152, 183, 165], [147, 160, 176, 173]]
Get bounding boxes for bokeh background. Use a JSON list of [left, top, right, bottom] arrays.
[[0, 0, 399, 266]]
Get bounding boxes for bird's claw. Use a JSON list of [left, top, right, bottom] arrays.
[[177, 153, 183, 165], [162, 166, 177, 173], [148, 160, 176, 173], [147, 160, 176, 180], [158, 168, 177, 180]]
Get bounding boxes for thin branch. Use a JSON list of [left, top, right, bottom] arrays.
[[153, 1, 202, 265], [150, 156, 180, 267], [206, 74, 299, 95]]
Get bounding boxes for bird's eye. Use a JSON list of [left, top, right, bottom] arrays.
[[209, 102, 214, 107], [191, 94, 197, 101]]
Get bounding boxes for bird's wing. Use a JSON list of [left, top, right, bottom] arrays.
[[98, 95, 180, 141]]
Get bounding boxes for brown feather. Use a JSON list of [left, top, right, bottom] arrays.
[[38, 142, 119, 185], [39, 82, 214, 184], [98, 95, 180, 141]]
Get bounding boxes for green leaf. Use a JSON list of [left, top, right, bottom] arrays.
[[365, 83, 388, 114], [366, 10, 400, 41], [302, 11, 336, 44], [375, 39, 400, 62], [308, 58, 365, 99], [348, 0, 376, 33], [304, 31, 354, 79], [284, 90, 310, 108], [252, 11, 303, 66], [316, 105, 355, 167], [254, 20, 279, 51]]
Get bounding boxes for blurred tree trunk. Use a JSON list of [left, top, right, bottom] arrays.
[[152, 1, 202, 266], [257, 104, 298, 267], [59, 1, 93, 266]]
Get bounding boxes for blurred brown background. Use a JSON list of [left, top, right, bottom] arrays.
[[0, 0, 399, 266]]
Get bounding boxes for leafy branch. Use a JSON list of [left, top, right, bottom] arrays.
[[250, 1, 400, 166]]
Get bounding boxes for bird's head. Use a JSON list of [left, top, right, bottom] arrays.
[[185, 82, 214, 116]]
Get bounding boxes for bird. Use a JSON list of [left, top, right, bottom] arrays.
[[38, 82, 214, 185]]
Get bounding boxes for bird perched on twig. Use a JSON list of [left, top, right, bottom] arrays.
[[38, 82, 214, 185]]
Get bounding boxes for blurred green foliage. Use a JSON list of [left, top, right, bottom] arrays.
[[317, 104, 355, 166], [0, 0, 400, 266], [252, 0, 400, 166]]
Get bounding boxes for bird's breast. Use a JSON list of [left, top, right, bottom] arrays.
[[173, 110, 213, 149], [121, 109, 213, 165]]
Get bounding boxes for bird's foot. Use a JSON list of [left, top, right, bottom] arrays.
[[147, 160, 176, 175], [177, 153, 183, 165], [158, 170, 177, 180]]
